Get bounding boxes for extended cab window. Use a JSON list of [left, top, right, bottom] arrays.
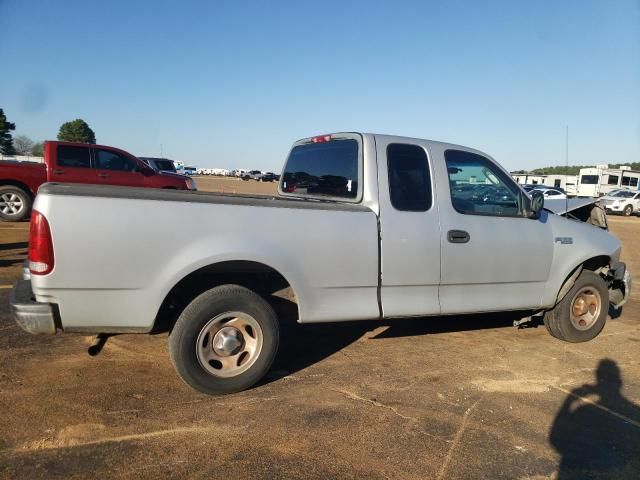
[[96, 149, 137, 172], [57, 146, 91, 168], [281, 139, 359, 200], [445, 150, 521, 217], [387, 143, 432, 211]]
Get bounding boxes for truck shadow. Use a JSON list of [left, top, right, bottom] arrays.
[[265, 296, 537, 385]]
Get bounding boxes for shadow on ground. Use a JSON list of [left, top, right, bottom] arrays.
[[549, 359, 640, 479], [266, 296, 538, 384]]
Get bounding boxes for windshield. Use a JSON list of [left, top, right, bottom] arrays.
[[610, 190, 635, 198], [154, 160, 176, 172]]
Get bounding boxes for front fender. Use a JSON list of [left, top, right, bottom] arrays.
[[541, 214, 621, 308]]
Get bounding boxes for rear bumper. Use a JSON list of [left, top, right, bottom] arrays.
[[10, 279, 57, 334]]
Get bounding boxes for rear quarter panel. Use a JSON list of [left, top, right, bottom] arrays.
[[0, 161, 46, 194]]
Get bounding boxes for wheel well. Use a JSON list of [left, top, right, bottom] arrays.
[[555, 255, 611, 304], [0, 180, 34, 198], [152, 261, 299, 333], [581, 255, 610, 272]]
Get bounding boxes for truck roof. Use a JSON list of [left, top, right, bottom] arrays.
[[295, 132, 496, 161]]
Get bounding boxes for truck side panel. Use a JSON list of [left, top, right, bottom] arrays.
[[31, 191, 381, 330]]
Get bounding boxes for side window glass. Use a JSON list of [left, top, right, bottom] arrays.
[[57, 146, 91, 168], [96, 149, 136, 172], [445, 150, 520, 217], [387, 143, 432, 211]]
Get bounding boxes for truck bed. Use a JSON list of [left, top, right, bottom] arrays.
[[32, 183, 380, 331]]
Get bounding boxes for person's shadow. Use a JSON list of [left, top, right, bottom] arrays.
[[549, 359, 640, 479]]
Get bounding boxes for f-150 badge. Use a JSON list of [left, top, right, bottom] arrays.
[[555, 237, 573, 245]]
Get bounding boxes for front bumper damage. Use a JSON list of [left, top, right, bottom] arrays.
[[608, 262, 632, 309]]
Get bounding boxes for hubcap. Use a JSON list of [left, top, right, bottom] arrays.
[[213, 326, 243, 356], [0, 193, 24, 215], [570, 287, 602, 331], [196, 312, 263, 378]]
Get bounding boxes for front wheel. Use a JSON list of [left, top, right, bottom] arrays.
[[623, 205, 633, 216], [0, 186, 32, 222], [169, 284, 279, 395], [543, 270, 609, 343]]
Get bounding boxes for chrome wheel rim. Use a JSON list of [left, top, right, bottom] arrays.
[[196, 311, 263, 378], [0, 193, 24, 215], [570, 287, 602, 331]]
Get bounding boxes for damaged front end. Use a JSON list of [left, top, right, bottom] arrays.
[[544, 198, 608, 230], [602, 262, 633, 309]]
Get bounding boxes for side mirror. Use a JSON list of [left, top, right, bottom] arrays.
[[528, 190, 545, 219]]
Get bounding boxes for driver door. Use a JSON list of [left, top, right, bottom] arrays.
[[435, 147, 554, 314], [94, 148, 146, 187]]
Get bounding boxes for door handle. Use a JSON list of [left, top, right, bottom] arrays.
[[53, 169, 64, 174], [447, 230, 470, 244], [98, 173, 109, 178]]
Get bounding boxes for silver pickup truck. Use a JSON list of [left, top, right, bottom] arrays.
[[11, 133, 632, 395]]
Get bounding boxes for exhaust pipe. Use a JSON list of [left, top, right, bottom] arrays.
[[88, 334, 109, 356]]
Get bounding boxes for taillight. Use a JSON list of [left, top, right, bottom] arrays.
[[29, 210, 54, 275]]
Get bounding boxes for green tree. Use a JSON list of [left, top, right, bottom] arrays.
[[0, 108, 17, 155], [31, 141, 44, 157], [14, 135, 35, 155], [57, 119, 96, 144]]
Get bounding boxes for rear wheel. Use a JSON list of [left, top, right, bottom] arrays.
[[169, 284, 279, 395], [623, 205, 633, 216], [543, 270, 609, 343], [0, 186, 32, 222]]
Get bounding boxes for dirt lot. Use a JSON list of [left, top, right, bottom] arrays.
[[0, 182, 639, 479]]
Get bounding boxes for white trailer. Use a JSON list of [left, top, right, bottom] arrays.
[[577, 165, 640, 197], [511, 173, 578, 196], [543, 175, 578, 196], [599, 168, 640, 196]]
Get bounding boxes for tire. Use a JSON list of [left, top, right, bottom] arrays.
[[623, 205, 633, 216], [543, 270, 609, 343], [169, 284, 279, 395], [0, 186, 32, 222]]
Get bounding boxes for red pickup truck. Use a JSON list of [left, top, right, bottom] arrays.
[[0, 141, 196, 221]]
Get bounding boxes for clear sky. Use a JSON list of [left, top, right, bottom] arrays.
[[1, 0, 639, 171]]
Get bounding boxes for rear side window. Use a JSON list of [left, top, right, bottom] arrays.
[[281, 139, 359, 200], [387, 143, 432, 211], [57, 146, 91, 168]]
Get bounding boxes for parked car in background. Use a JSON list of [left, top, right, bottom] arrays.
[[12, 132, 630, 395], [0, 141, 197, 221], [532, 187, 567, 200], [241, 170, 263, 181], [600, 189, 640, 216], [139, 157, 178, 173], [260, 172, 278, 182]]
